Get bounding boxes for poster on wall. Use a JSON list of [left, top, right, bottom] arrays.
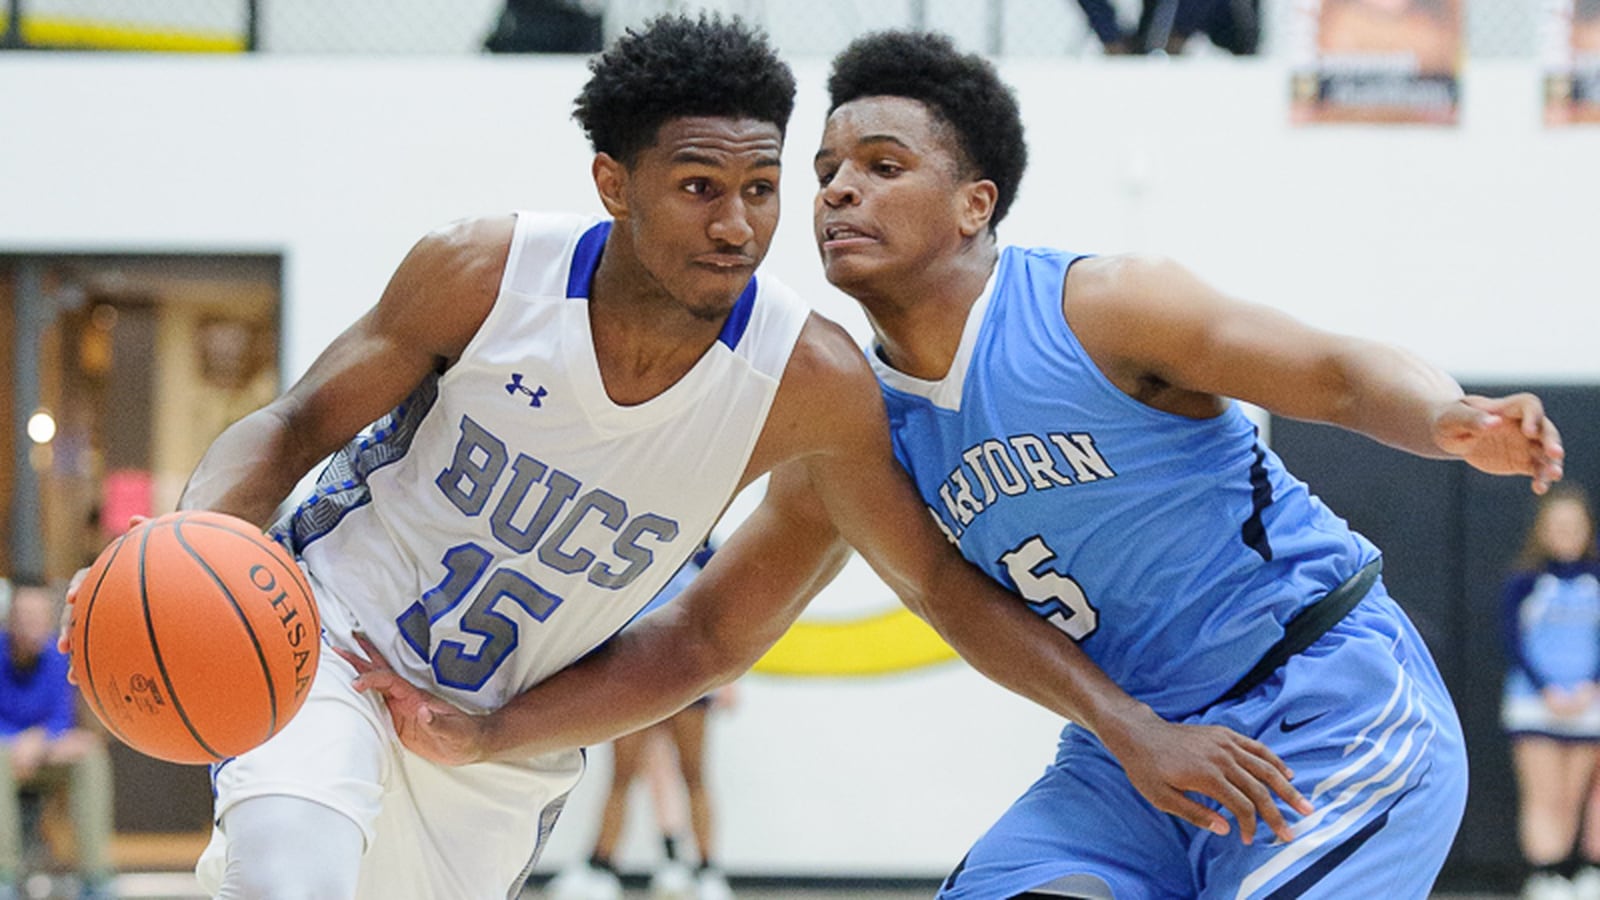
[[1543, 0, 1600, 125], [1290, 0, 1463, 125]]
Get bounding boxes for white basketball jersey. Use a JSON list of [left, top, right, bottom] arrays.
[[275, 212, 808, 713]]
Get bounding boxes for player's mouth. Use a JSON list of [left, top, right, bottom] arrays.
[[819, 222, 879, 252], [692, 252, 757, 273]]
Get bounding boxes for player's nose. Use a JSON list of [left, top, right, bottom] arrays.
[[708, 194, 756, 246]]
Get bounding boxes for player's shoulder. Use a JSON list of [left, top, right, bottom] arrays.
[[786, 310, 874, 387], [1061, 251, 1184, 302], [415, 213, 518, 259], [400, 213, 518, 298], [376, 215, 524, 359]]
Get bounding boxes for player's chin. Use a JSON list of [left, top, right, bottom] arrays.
[[820, 253, 881, 294]]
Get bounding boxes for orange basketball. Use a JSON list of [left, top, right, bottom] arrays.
[[69, 510, 321, 765]]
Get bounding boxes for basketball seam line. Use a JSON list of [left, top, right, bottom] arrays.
[[141, 518, 228, 762], [79, 532, 137, 748], [173, 515, 283, 747]]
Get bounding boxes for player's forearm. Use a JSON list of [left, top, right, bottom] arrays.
[[478, 614, 734, 760], [178, 406, 318, 526], [1313, 340, 1465, 459], [907, 560, 1157, 743]]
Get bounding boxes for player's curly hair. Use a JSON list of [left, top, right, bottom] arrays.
[[827, 31, 1028, 229], [573, 14, 796, 166]]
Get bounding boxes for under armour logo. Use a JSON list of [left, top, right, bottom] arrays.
[[505, 373, 548, 408]]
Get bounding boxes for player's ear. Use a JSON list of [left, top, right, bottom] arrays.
[[593, 153, 630, 219], [957, 179, 998, 238]]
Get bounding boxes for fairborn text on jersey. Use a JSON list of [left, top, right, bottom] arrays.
[[927, 431, 1115, 541]]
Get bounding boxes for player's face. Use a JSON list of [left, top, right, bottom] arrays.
[[612, 116, 782, 320], [813, 96, 979, 297]]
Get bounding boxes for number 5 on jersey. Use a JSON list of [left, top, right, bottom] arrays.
[[1000, 536, 1099, 640]]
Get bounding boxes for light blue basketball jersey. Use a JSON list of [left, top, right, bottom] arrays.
[[870, 246, 1381, 718]]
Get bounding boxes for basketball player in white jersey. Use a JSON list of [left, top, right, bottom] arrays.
[[58, 16, 1327, 900]]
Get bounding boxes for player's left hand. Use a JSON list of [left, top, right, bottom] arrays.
[[338, 633, 490, 766], [1103, 709, 1313, 846], [1433, 394, 1564, 494], [59, 515, 150, 670]]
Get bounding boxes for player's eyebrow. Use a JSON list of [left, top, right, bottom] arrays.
[[671, 149, 782, 168], [814, 134, 915, 165]]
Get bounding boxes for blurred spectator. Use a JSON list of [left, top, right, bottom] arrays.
[[1501, 486, 1600, 900], [0, 578, 115, 900], [1072, 0, 1260, 55], [1073, 0, 1134, 53], [485, 0, 605, 53]]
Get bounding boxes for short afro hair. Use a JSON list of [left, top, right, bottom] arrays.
[[573, 14, 796, 166], [828, 31, 1027, 229]]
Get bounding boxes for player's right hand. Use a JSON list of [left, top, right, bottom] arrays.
[[1104, 708, 1313, 845], [1433, 393, 1564, 494], [56, 566, 90, 677]]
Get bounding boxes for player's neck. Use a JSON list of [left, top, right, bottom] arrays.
[[587, 242, 725, 407], [861, 242, 997, 381]]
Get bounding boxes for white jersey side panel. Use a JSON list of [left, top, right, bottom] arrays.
[[277, 212, 808, 713]]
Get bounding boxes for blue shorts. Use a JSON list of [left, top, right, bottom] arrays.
[[937, 586, 1467, 900]]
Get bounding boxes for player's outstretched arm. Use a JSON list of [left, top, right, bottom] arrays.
[[1064, 254, 1564, 493], [345, 462, 854, 764], [786, 318, 1311, 844]]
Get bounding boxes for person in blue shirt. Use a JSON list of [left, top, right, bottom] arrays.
[[0, 578, 114, 900], [1501, 486, 1600, 900], [805, 30, 1562, 899]]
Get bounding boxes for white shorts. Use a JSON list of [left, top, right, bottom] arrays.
[[196, 619, 584, 900]]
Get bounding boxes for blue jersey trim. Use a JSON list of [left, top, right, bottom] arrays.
[[273, 375, 439, 554], [564, 219, 758, 350], [715, 278, 759, 350], [566, 221, 610, 298]]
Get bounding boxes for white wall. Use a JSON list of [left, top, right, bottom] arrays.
[[3, 53, 1596, 876]]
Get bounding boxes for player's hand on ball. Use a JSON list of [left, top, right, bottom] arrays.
[[1106, 709, 1312, 845], [1433, 394, 1564, 493], [341, 633, 489, 766], [57, 566, 90, 668], [58, 515, 150, 668]]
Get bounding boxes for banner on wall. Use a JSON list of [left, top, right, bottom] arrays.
[[1290, 0, 1463, 125], [1543, 0, 1600, 125]]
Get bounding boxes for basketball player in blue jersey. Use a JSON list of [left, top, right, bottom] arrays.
[[57, 16, 1321, 900], [798, 30, 1563, 899]]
